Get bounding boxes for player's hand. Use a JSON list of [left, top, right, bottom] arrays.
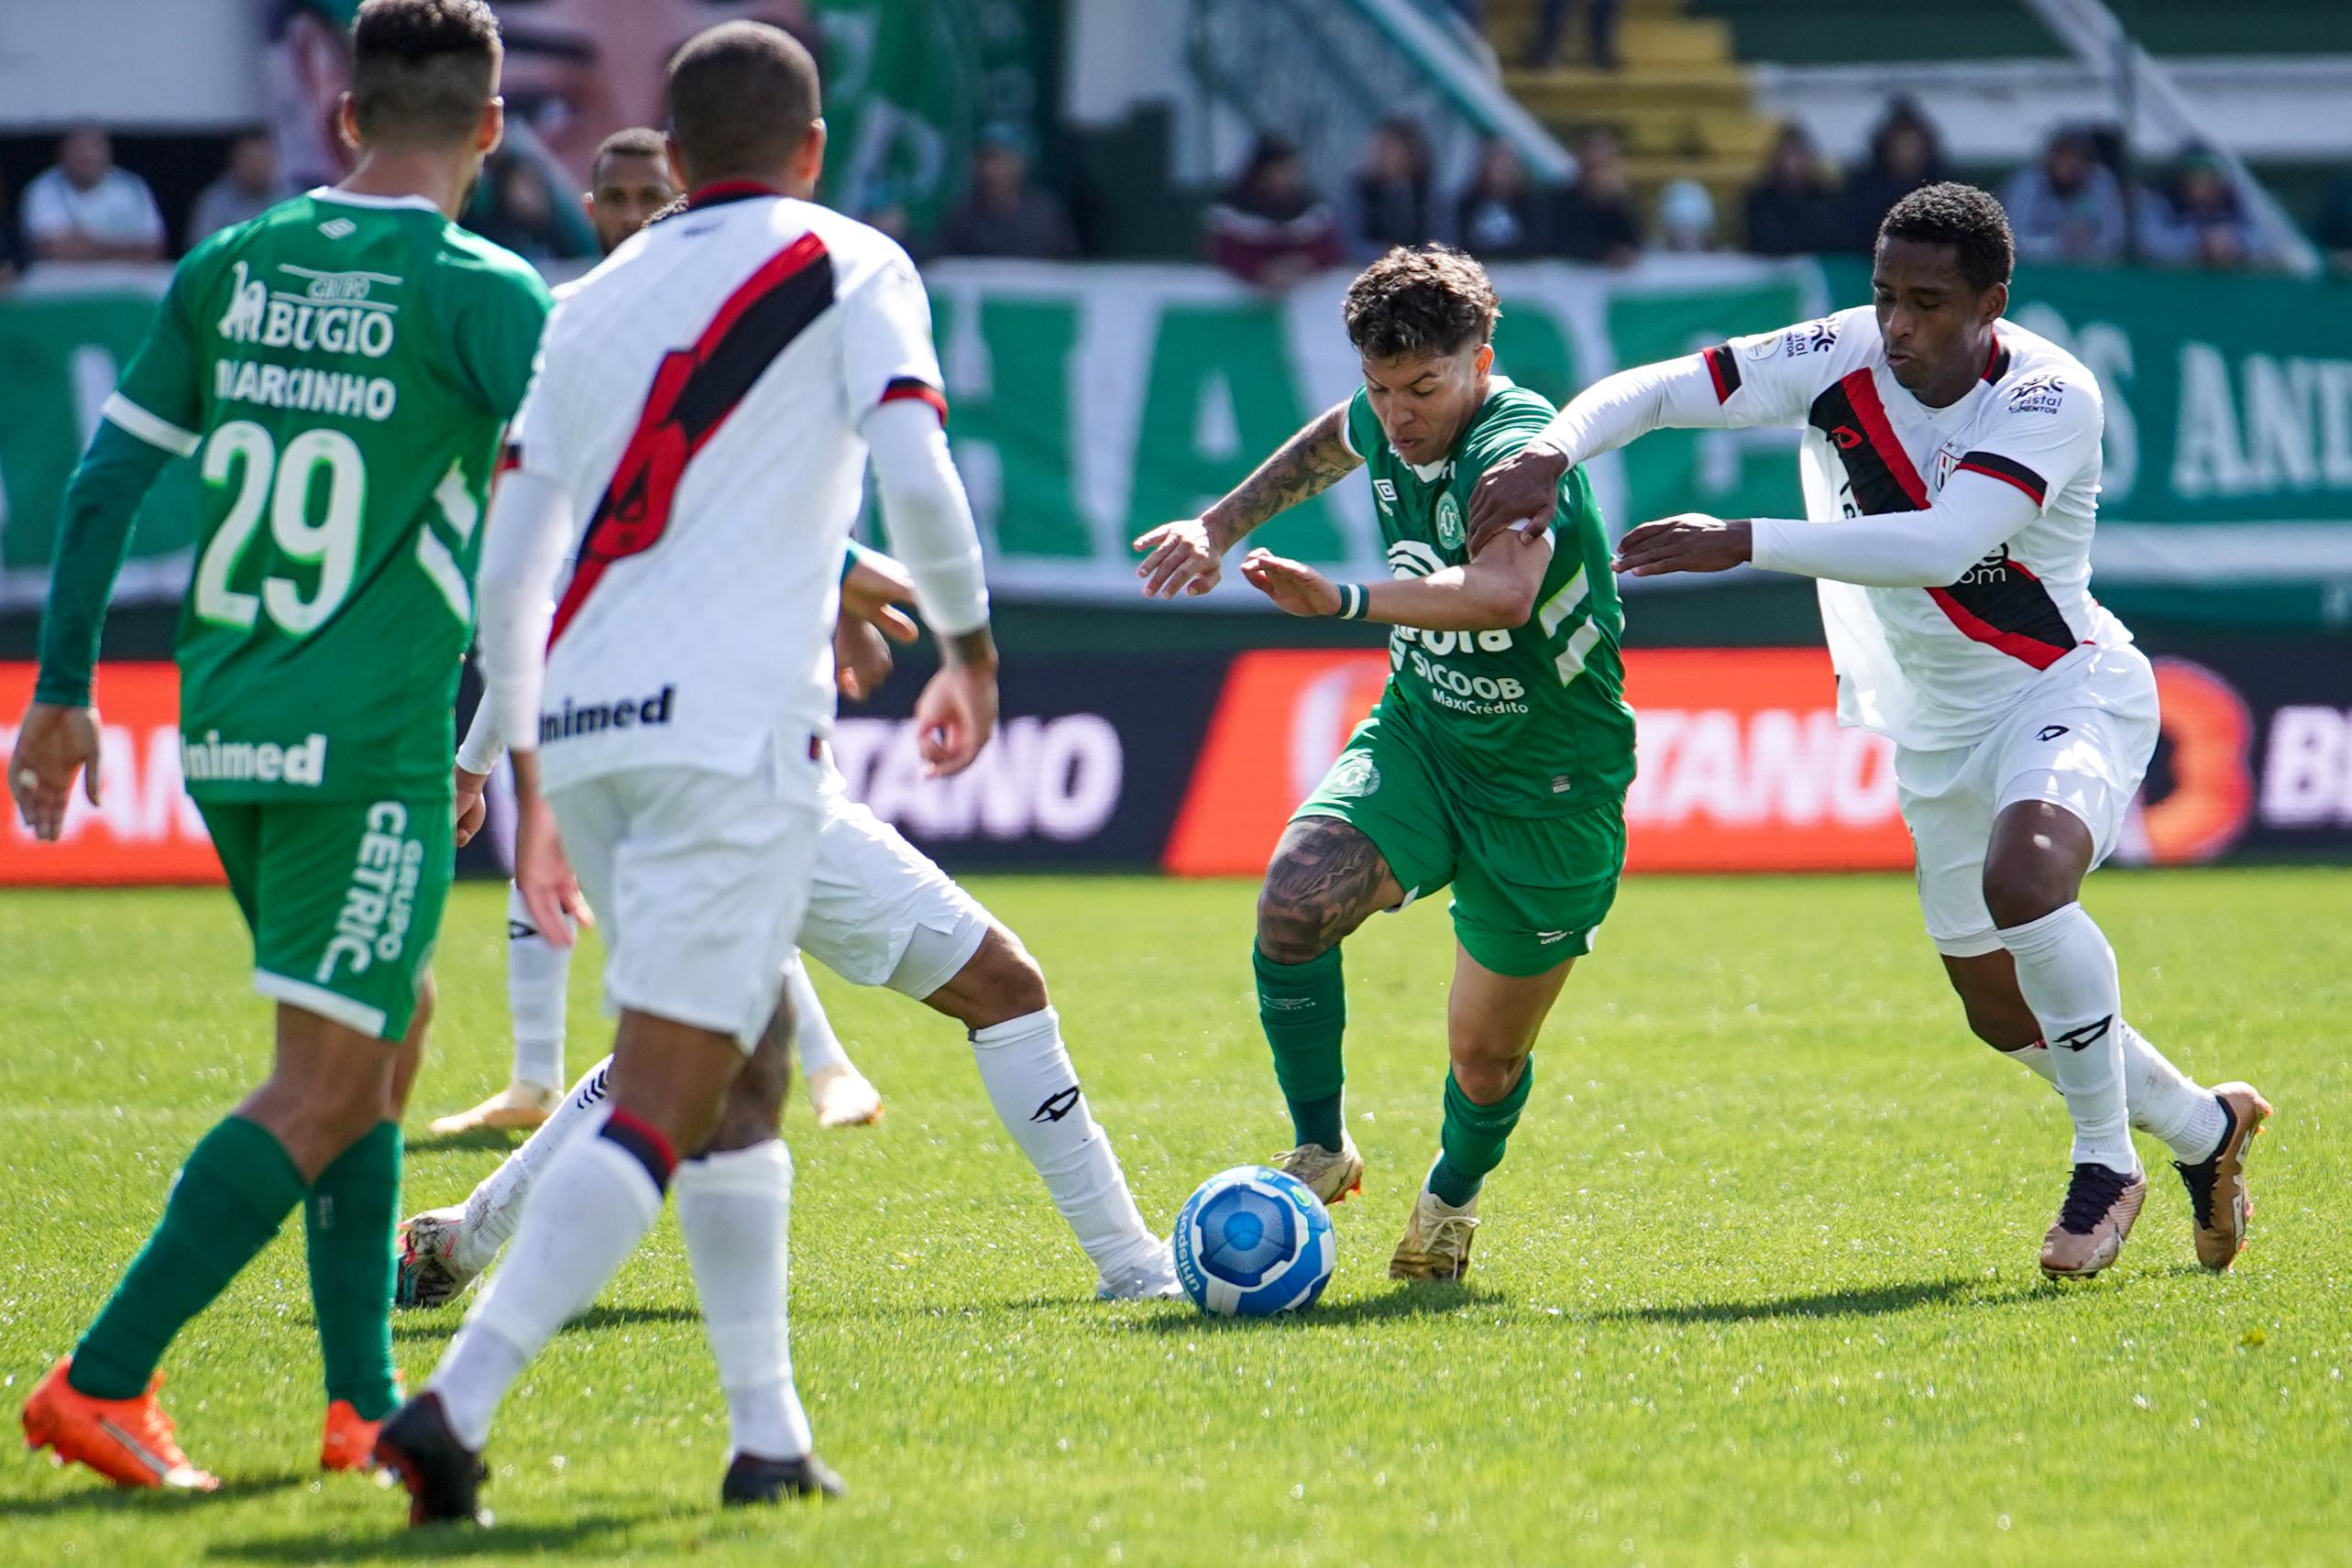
[[1238, 549, 1341, 618], [834, 615, 897, 702], [452, 764, 490, 848], [1132, 518, 1225, 599], [8, 702, 102, 842], [841, 552, 921, 644], [1467, 438, 1570, 552], [913, 661, 999, 778], [510, 756, 590, 945], [1613, 513, 1753, 577]]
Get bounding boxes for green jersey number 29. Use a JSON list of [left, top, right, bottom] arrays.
[[193, 420, 366, 636]]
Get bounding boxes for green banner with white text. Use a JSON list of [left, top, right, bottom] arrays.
[[6, 258, 2352, 624]]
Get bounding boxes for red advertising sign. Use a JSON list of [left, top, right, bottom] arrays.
[[0, 663, 224, 886]]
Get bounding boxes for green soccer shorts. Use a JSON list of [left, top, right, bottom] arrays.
[[197, 795, 452, 1041], [1292, 708, 1627, 977]]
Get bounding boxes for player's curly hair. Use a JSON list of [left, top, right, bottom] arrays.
[[1342, 245, 1500, 360], [351, 0, 502, 150], [1878, 181, 2015, 294]]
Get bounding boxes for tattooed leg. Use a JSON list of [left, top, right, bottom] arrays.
[[1256, 816, 1405, 964], [1252, 816, 1400, 1160]]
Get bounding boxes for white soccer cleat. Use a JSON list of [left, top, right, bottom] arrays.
[[1094, 1241, 1184, 1301], [1275, 1132, 1364, 1206], [808, 1062, 885, 1129], [393, 1206, 484, 1310], [426, 1080, 563, 1136]]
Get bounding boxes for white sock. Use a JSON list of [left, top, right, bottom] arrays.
[[969, 1008, 1160, 1273], [675, 1140, 813, 1461], [429, 1122, 667, 1448], [1993, 1025, 2223, 1164], [506, 881, 574, 1091], [2119, 1022, 2226, 1162], [1996, 1038, 2061, 1088], [1997, 904, 2138, 1174], [458, 1056, 612, 1273], [779, 952, 852, 1079]]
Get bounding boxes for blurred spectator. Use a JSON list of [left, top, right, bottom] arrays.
[[1454, 138, 1550, 260], [1553, 126, 1642, 267], [936, 125, 1078, 259], [1654, 179, 1719, 253], [2318, 174, 2352, 270], [2139, 147, 2274, 269], [1205, 136, 1344, 290], [1350, 118, 1436, 257], [1841, 99, 1946, 251], [190, 130, 295, 246], [1527, 0, 1621, 70], [2002, 126, 2126, 266], [22, 126, 165, 263], [1743, 124, 1842, 257], [0, 170, 22, 288], [471, 156, 574, 263]]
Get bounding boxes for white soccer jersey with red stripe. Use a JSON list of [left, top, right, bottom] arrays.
[[1698, 306, 2124, 750], [508, 185, 944, 789]]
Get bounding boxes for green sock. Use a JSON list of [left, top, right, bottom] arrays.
[[1428, 1061, 1534, 1208], [1254, 944, 1346, 1150], [70, 1115, 307, 1399], [306, 1120, 402, 1420]]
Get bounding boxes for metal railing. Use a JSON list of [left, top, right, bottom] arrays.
[[2019, 0, 2322, 276], [1185, 0, 1575, 200]]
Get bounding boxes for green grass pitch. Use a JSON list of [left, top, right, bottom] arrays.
[[2, 869, 2346, 1564]]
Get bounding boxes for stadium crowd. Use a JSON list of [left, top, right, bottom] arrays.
[[5, 93, 2349, 290]]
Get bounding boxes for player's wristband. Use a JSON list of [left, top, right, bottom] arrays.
[[1333, 583, 1368, 620]]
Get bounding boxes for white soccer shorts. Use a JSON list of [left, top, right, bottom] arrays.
[[1896, 644, 2161, 959], [799, 765, 991, 1000], [547, 744, 824, 1051]]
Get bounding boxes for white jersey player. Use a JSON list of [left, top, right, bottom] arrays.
[[399, 541, 1180, 1311], [1467, 182, 2269, 1282], [378, 24, 993, 1521]]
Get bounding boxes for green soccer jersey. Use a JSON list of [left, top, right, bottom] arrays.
[[104, 189, 550, 802], [1343, 376, 1636, 817]]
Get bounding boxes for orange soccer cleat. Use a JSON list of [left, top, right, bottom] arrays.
[[320, 1399, 387, 1474], [20, 1357, 219, 1491]]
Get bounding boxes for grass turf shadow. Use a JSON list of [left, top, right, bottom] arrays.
[[6, 1474, 304, 1519], [1588, 1275, 2019, 1326], [1143, 1281, 1507, 1331], [391, 1301, 704, 1342], [207, 1511, 635, 1563]]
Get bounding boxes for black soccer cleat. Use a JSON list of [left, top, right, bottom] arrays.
[[374, 1391, 491, 1527], [721, 1450, 846, 1506]]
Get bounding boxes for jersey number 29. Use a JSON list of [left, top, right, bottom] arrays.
[[193, 420, 363, 636]]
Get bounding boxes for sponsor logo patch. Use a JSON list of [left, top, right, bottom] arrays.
[[181, 729, 328, 787], [2005, 371, 2067, 414], [318, 801, 424, 983], [542, 684, 677, 744]]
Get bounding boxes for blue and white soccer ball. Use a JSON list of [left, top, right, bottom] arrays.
[[1171, 1165, 1335, 1316]]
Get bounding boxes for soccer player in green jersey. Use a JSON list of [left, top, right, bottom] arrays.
[[1134, 246, 1635, 1280], [10, 0, 550, 1490]]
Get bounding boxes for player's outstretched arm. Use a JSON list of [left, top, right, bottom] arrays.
[[1241, 527, 1550, 632], [1615, 470, 2041, 587], [9, 421, 178, 839], [1134, 400, 1361, 599], [1468, 337, 1821, 548]]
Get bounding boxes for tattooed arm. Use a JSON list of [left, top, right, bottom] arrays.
[[1133, 400, 1362, 599]]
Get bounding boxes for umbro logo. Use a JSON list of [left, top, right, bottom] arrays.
[[2039, 725, 2070, 742], [1373, 479, 1398, 511], [1030, 1086, 1082, 1124], [318, 217, 357, 239], [2052, 1015, 2114, 1052]]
